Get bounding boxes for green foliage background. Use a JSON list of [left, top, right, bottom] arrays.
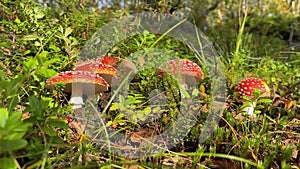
[[0, 0, 299, 168]]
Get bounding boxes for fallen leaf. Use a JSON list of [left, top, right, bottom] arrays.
[[21, 112, 31, 121], [284, 100, 294, 110]]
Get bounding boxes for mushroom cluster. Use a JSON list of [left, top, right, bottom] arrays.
[[46, 56, 129, 109], [47, 57, 204, 108]]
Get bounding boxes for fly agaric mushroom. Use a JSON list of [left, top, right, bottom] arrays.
[[74, 63, 119, 85], [76, 56, 119, 67], [157, 59, 204, 98], [235, 77, 271, 116], [158, 59, 204, 85], [46, 71, 109, 109], [109, 59, 138, 88], [158, 59, 203, 84], [96, 56, 119, 66]]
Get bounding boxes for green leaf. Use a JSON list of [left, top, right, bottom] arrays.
[[0, 42, 10, 48], [42, 127, 56, 136], [14, 18, 21, 24], [4, 78, 22, 97], [257, 98, 272, 104], [36, 51, 49, 65], [0, 108, 9, 128], [28, 96, 42, 117], [43, 58, 61, 67], [34, 7, 45, 19], [254, 110, 261, 114], [0, 70, 5, 80], [253, 88, 260, 99], [119, 95, 125, 103], [4, 131, 26, 140], [192, 88, 199, 96], [0, 157, 17, 169], [24, 50, 31, 55], [64, 27, 73, 37], [106, 121, 113, 127], [23, 34, 38, 41], [35, 13, 45, 19], [24, 57, 38, 72], [5, 112, 22, 130], [0, 139, 27, 151], [41, 97, 53, 109], [143, 107, 151, 115], [49, 136, 64, 144], [34, 41, 41, 46], [180, 87, 190, 99], [7, 96, 19, 112], [280, 116, 289, 123], [49, 44, 61, 52], [240, 102, 253, 110], [109, 103, 119, 111], [47, 119, 69, 129], [152, 107, 161, 113], [36, 68, 57, 78], [242, 95, 252, 102]]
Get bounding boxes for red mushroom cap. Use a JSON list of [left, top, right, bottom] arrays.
[[74, 63, 119, 84], [109, 59, 138, 87], [158, 59, 204, 84], [76, 56, 119, 67], [96, 56, 119, 66], [117, 59, 137, 74], [46, 71, 109, 93], [235, 77, 270, 102], [74, 63, 118, 75]]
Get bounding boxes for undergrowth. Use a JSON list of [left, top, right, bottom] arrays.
[[0, 0, 299, 169]]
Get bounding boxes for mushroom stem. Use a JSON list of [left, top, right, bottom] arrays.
[[179, 75, 188, 98], [46, 71, 109, 110], [242, 102, 256, 116], [69, 83, 84, 109]]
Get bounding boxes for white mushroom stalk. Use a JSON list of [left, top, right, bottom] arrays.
[[69, 83, 84, 109]]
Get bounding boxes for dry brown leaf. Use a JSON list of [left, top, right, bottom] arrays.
[[284, 100, 295, 110], [21, 112, 31, 121]]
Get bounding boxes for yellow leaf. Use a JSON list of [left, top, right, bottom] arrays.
[[284, 100, 294, 110]]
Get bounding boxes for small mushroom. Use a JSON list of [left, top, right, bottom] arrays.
[[74, 63, 119, 85], [158, 59, 204, 86], [157, 59, 204, 98], [235, 77, 271, 116], [157, 59, 204, 99], [76, 56, 119, 67], [96, 56, 119, 66], [46, 71, 109, 109], [109, 59, 138, 88]]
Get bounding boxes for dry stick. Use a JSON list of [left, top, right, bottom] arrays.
[[0, 61, 11, 76]]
